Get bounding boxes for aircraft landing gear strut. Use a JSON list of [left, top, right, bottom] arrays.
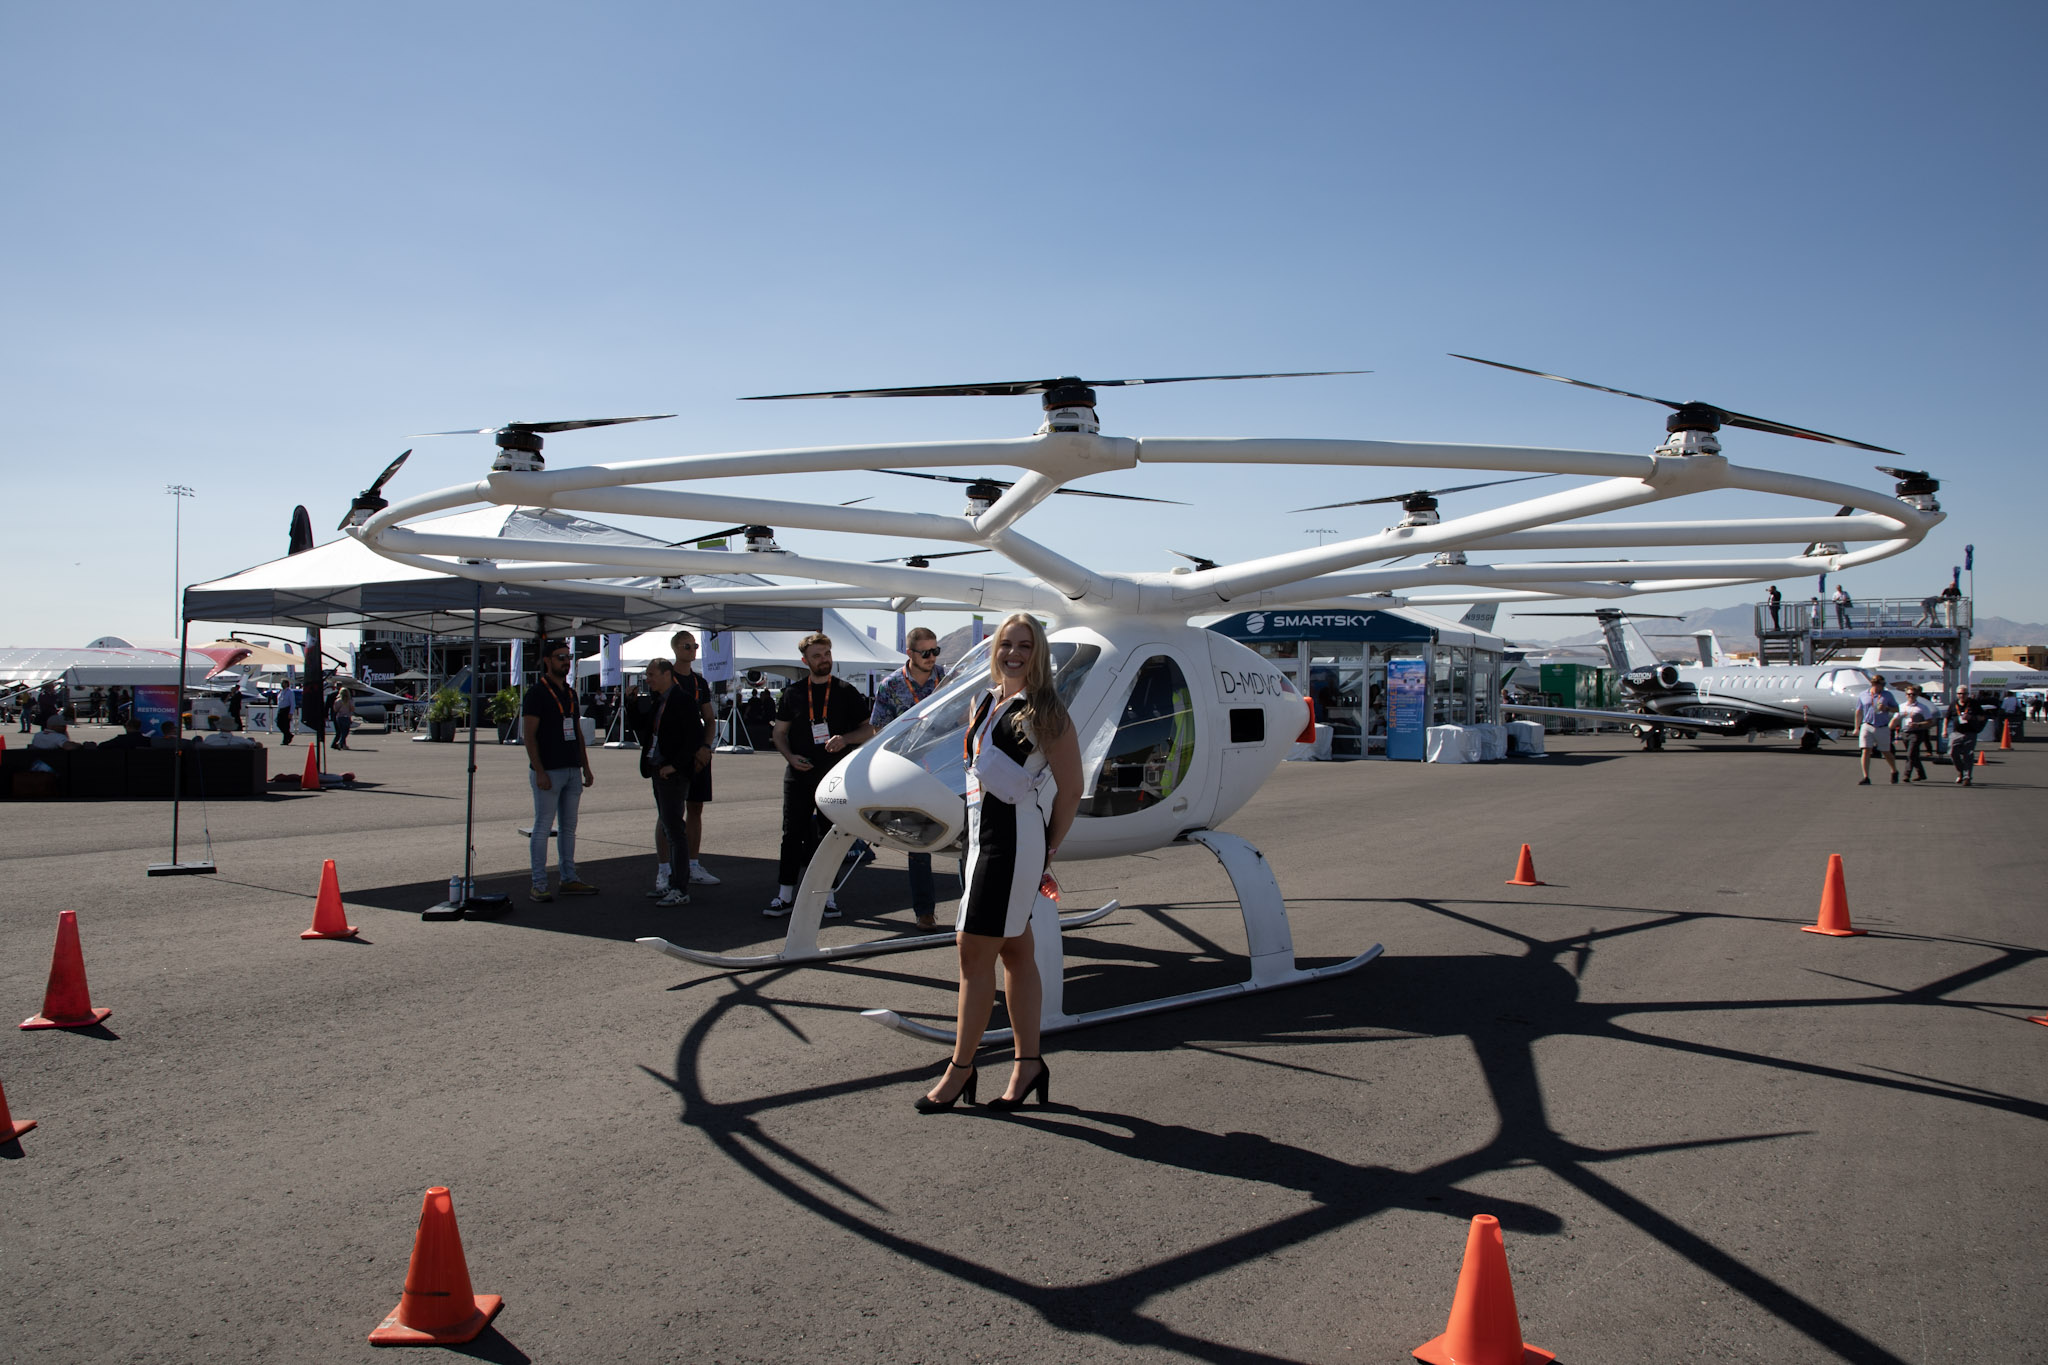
[[860, 829, 1383, 1045], [637, 825, 1117, 969]]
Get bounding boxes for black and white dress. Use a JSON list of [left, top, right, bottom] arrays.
[[959, 689, 1054, 939]]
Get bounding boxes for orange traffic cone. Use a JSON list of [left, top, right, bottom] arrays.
[[1976, 746, 1987, 767], [1505, 844, 1545, 887], [300, 742, 321, 791], [301, 859, 360, 940], [1413, 1214, 1553, 1365], [0, 1074, 34, 1142], [368, 1187, 502, 1346], [2029, 1012, 2048, 1027], [21, 910, 112, 1029], [1802, 854, 1865, 937], [2000, 721, 2012, 750]]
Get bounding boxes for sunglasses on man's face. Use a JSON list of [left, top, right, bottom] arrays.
[[549, 652, 571, 662], [914, 648, 941, 659]]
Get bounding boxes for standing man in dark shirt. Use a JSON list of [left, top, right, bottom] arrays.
[[1765, 584, 1781, 631], [640, 659, 699, 907], [669, 629, 721, 889], [869, 625, 950, 927], [521, 639, 598, 902], [766, 633, 874, 918]]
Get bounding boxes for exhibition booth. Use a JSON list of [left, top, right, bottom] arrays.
[[1207, 606, 1507, 760]]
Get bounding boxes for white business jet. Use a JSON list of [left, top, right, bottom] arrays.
[[1502, 608, 1872, 750]]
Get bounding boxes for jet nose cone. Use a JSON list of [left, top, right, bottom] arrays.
[[817, 744, 966, 852]]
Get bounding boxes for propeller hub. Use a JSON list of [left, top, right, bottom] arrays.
[[1666, 401, 1725, 433], [741, 525, 781, 552], [342, 494, 387, 529], [1655, 427, 1722, 458], [1040, 381, 1098, 410]]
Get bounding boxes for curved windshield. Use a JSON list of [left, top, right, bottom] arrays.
[[1080, 654, 1196, 818], [880, 641, 1101, 793]]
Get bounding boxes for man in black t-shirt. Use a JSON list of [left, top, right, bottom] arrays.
[[766, 633, 874, 916], [521, 639, 598, 901]]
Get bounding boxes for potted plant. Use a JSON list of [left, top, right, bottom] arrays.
[[426, 687, 467, 742], [490, 687, 523, 743]]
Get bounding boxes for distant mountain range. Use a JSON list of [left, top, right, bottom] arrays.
[[1509, 603, 2048, 657]]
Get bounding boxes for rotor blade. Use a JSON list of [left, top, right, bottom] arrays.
[[1514, 610, 1684, 619], [511, 414, 675, 434], [414, 415, 674, 437], [877, 468, 1184, 504], [1088, 369, 1369, 388], [366, 449, 411, 496], [1875, 466, 1929, 481], [1452, 354, 1901, 454], [1169, 550, 1215, 566], [1289, 472, 1560, 512], [1711, 409, 1902, 454], [1052, 486, 1187, 505], [1290, 492, 1412, 511], [876, 469, 1007, 486], [745, 371, 1366, 400], [868, 549, 992, 564], [1451, 354, 1678, 408], [1422, 473, 1562, 498], [664, 523, 752, 547]]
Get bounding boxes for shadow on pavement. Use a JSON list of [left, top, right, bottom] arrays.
[[630, 889, 2048, 1365]]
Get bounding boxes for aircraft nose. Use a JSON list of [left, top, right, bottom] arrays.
[[816, 744, 966, 853]]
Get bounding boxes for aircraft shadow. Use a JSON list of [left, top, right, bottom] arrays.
[[636, 890, 2044, 1364]]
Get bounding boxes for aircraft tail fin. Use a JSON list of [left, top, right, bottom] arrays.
[[1457, 602, 1500, 633], [1595, 611, 1665, 672], [1693, 630, 1717, 667]]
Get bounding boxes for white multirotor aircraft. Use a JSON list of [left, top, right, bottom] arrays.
[[348, 359, 1939, 1043]]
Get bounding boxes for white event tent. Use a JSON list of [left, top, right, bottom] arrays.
[[182, 505, 821, 639], [591, 609, 905, 686]]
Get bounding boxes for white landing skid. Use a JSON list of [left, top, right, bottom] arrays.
[[638, 825, 1117, 969], [861, 829, 1382, 1045]]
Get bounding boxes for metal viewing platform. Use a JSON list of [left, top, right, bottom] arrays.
[[1755, 595, 1971, 691]]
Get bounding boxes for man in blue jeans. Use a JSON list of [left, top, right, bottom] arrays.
[[521, 639, 598, 902], [868, 625, 951, 928]]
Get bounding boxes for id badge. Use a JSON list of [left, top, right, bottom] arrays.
[[810, 722, 830, 746], [562, 718, 576, 741]]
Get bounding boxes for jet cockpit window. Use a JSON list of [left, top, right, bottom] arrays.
[[1080, 654, 1196, 818], [879, 641, 1101, 793]]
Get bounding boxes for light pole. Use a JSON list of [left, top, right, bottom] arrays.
[[1305, 527, 1339, 547], [166, 484, 195, 637]]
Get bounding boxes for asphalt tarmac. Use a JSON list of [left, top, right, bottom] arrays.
[[3, 726, 2044, 1364]]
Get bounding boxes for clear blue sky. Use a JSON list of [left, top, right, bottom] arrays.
[[5, 2, 2041, 649]]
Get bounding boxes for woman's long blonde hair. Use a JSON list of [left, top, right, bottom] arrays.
[[986, 612, 1068, 742]]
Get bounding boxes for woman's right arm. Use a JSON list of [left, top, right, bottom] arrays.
[[1042, 718, 1084, 862]]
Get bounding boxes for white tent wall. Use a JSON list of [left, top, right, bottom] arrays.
[[585, 609, 905, 686]]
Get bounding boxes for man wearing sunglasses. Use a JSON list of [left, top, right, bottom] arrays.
[[869, 626, 950, 928], [521, 639, 598, 902]]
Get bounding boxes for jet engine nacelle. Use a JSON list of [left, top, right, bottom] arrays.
[[1623, 664, 1682, 693], [817, 623, 1307, 862]]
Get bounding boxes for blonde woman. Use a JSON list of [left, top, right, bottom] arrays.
[[916, 613, 1084, 1113]]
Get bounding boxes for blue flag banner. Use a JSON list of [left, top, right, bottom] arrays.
[[1964, 544, 1974, 571]]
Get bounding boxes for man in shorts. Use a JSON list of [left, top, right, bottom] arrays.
[[1855, 673, 1899, 786]]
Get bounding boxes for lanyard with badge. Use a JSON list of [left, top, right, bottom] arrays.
[[540, 677, 578, 745], [806, 678, 832, 748], [902, 663, 939, 707]]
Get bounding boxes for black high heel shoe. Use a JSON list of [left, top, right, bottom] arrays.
[[914, 1060, 978, 1113], [984, 1057, 1050, 1112]]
